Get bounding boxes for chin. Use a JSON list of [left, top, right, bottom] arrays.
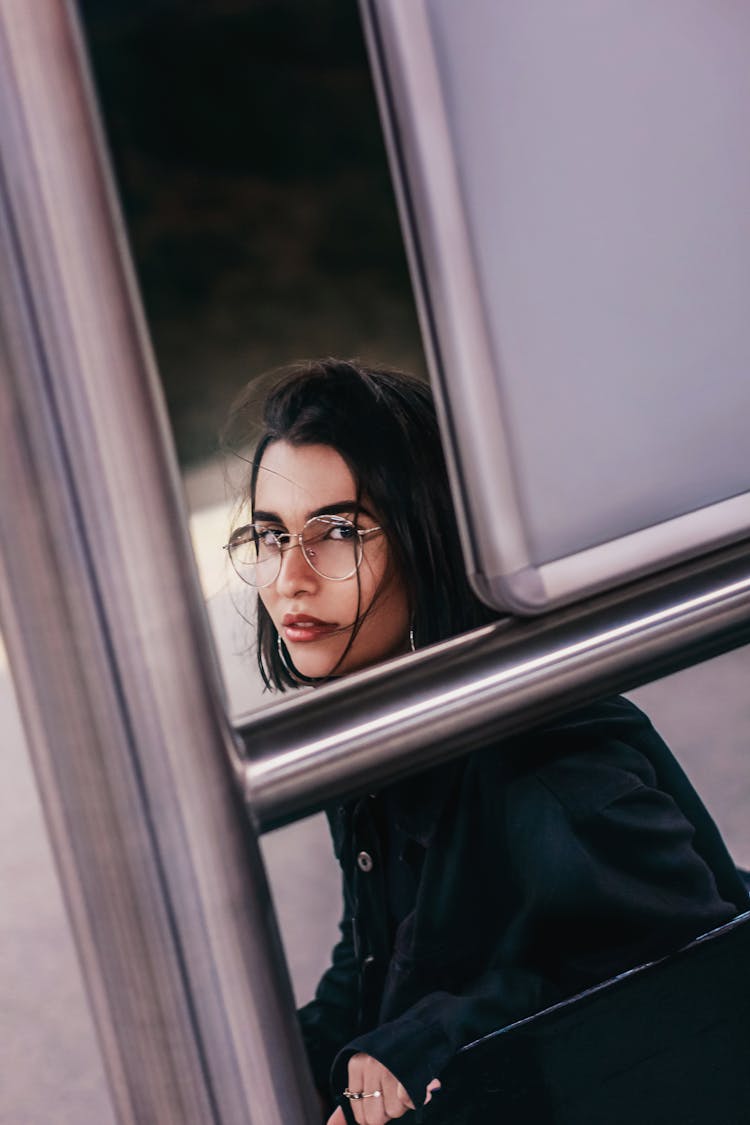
[[286, 643, 348, 681]]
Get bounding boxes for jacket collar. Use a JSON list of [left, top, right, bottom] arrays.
[[330, 757, 463, 855]]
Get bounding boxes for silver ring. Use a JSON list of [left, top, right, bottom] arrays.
[[343, 1089, 382, 1101]]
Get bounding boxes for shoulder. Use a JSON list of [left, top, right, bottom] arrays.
[[466, 695, 666, 822]]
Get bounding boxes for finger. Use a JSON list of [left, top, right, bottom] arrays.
[[424, 1079, 442, 1106], [381, 1069, 406, 1121], [363, 1093, 386, 1125], [362, 1059, 387, 1125], [326, 1110, 347, 1125], [346, 1055, 367, 1125], [396, 1082, 415, 1111]]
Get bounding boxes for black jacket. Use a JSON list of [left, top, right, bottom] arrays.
[[298, 697, 748, 1113]]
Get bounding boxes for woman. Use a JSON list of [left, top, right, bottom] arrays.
[[226, 358, 748, 1124]]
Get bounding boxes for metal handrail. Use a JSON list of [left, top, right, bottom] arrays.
[[0, 4, 316, 1123], [238, 540, 750, 832]]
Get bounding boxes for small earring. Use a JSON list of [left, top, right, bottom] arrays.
[[409, 620, 416, 653]]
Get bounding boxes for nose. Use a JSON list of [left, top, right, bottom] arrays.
[[274, 538, 317, 597]]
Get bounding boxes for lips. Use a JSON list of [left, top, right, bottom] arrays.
[[282, 613, 340, 643]]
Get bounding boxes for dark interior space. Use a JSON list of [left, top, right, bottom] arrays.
[[78, 0, 424, 465]]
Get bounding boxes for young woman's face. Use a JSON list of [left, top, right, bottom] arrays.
[[254, 440, 411, 679]]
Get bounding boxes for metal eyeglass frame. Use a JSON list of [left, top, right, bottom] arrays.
[[223, 514, 383, 587]]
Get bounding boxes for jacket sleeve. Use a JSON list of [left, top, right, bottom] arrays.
[[297, 871, 360, 1097], [331, 743, 738, 1110]]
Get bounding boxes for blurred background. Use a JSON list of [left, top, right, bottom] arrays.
[[79, 0, 425, 470], [2, 3, 749, 1122]]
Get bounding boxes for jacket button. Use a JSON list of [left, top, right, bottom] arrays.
[[357, 850, 374, 872]]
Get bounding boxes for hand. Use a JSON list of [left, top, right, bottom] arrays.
[[326, 1054, 441, 1125]]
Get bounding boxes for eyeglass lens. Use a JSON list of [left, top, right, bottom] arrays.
[[228, 516, 363, 586]]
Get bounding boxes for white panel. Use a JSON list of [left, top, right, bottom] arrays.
[[427, 0, 750, 564], [364, 0, 750, 610]]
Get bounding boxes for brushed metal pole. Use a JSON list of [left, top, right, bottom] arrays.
[[239, 542, 750, 832], [0, 3, 316, 1122]]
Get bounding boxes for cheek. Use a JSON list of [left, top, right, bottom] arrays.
[[337, 579, 375, 626], [346, 585, 410, 669], [258, 587, 287, 631], [360, 569, 410, 639], [332, 554, 386, 623]]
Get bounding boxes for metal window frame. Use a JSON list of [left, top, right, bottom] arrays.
[[356, 0, 750, 616], [1, 3, 750, 1124], [0, 3, 316, 1122]]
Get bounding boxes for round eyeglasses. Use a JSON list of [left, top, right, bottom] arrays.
[[223, 514, 383, 588]]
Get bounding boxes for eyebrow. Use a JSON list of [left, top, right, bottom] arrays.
[[252, 501, 376, 525]]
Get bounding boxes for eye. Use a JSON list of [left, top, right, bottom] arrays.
[[228, 524, 254, 548], [255, 525, 285, 549], [326, 520, 356, 541]]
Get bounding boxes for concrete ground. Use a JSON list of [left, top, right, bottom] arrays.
[[2, 475, 749, 1122]]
